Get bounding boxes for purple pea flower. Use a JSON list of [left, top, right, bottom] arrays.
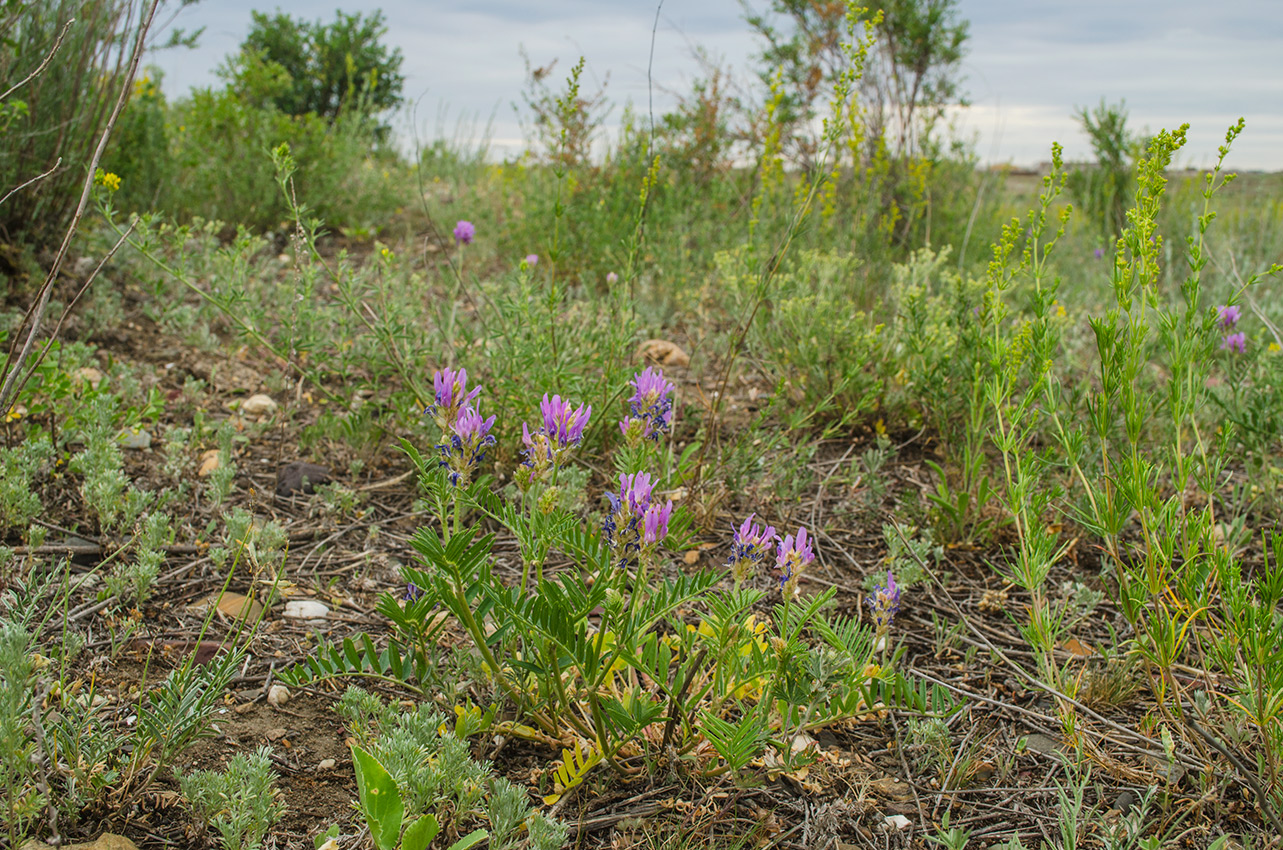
[[606, 272, 619, 285], [1093, 248, 1104, 260], [642, 500, 674, 544], [728, 513, 776, 586], [427, 367, 483, 431], [404, 582, 423, 602], [776, 526, 815, 599], [620, 367, 677, 444], [1217, 304, 1242, 328], [603, 472, 670, 570], [541, 394, 591, 447], [867, 569, 901, 631], [1221, 332, 1247, 354], [525, 254, 538, 266], [453, 220, 475, 245], [519, 394, 592, 484], [437, 404, 496, 487]]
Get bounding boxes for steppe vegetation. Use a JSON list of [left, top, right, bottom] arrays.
[[2, 1, 1282, 848]]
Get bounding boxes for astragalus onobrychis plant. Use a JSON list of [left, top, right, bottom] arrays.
[[283, 365, 959, 792]]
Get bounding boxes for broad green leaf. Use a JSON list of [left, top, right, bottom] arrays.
[[402, 813, 440, 850], [351, 744, 404, 850], [448, 828, 490, 850]]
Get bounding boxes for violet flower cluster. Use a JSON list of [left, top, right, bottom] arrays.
[[427, 367, 482, 431], [776, 527, 815, 600], [1218, 304, 1246, 353], [519, 394, 591, 487], [728, 513, 776, 587], [428, 367, 495, 488], [453, 220, 475, 245], [867, 569, 901, 632], [619, 367, 676, 445], [603, 472, 673, 571]]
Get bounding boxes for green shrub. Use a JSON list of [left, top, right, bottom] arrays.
[[179, 747, 285, 850], [241, 9, 404, 130]]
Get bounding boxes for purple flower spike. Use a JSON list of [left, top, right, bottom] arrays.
[[603, 472, 666, 570], [428, 367, 483, 430], [867, 570, 901, 631], [728, 513, 777, 585], [776, 527, 815, 598], [525, 254, 539, 266], [453, 220, 475, 244], [519, 394, 592, 484], [1093, 248, 1104, 260], [606, 272, 619, 285], [437, 404, 496, 487], [621, 367, 677, 444], [1221, 332, 1247, 354], [1217, 304, 1242, 328], [541, 394, 592, 449]]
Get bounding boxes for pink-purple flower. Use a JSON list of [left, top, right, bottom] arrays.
[[1217, 304, 1242, 328], [642, 501, 674, 544], [603, 472, 672, 569], [728, 513, 776, 586], [428, 367, 483, 430], [606, 272, 619, 285], [525, 254, 538, 266], [453, 220, 475, 245], [619, 367, 677, 444], [776, 526, 815, 599], [437, 405, 496, 487], [867, 570, 901, 631], [520, 394, 592, 483], [1221, 332, 1247, 354]]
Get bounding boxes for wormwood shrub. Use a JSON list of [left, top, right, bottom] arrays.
[[338, 687, 566, 850], [0, 569, 246, 845], [284, 367, 959, 789], [179, 747, 285, 850], [723, 248, 887, 428]]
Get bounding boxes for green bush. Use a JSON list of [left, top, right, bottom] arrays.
[[162, 49, 402, 234], [241, 9, 404, 130], [104, 67, 172, 212]]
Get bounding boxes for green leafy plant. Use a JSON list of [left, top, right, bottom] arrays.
[[179, 747, 286, 850]]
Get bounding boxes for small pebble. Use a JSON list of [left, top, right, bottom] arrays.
[[317, 758, 336, 771], [283, 600, 330, 621], [267, 684, 291, 707], [241, 393, 278, 417]]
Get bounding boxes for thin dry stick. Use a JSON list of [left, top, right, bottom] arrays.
[[0, 158, 61, 209], [0, 0, 162, 415], [5, 219, 137, 406]]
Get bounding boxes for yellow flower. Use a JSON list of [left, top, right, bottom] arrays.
[[94, 169, 121, 192], [1270, 342, 1281, 354]]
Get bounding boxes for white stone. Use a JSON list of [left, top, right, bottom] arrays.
[[884, 815, 911, 831], [267, 684, 291, 707], [241, 394, 278, 416], [283, 600, 330, 621]]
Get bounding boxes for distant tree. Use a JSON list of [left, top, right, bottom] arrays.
[[237, 9, 404, 125], [1068, 99, 1145, 242], [742, 0, 968, 162]]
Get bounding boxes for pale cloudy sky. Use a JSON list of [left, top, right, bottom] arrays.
[[148, 0, 1283, 170]]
